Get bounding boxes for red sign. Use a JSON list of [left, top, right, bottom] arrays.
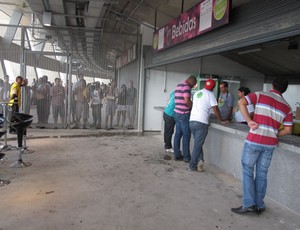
[[152, 0, 230, 51]]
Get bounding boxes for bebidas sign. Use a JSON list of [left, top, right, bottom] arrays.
[[152, 0, 230, 51]]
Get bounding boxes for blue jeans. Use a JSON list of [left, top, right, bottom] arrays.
[[241, 142, 275, 209], [189, 121, 208, 170], [173, 112, 191, 161]]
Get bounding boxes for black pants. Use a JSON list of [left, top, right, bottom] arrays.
[[9, 104, 19, 134], [163, 112, 175, 149], [10, 103, 19, 114]]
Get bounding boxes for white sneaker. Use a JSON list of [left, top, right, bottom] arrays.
[[197, 160, 204, 172], [165, 148, 174, 153]]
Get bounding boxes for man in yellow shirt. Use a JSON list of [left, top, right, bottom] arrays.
[[8, 76, 24, 113]]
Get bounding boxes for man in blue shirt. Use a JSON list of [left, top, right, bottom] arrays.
[[218, 81, 234, 120]]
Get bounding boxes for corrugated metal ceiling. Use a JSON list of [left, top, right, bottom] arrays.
[[4, 0, 298, 78]]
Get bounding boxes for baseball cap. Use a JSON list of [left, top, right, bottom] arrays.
[[204, 79, 215, 91]]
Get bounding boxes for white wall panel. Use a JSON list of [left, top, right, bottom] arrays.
[[144, 54, 264, 131], [202, 54, 265, 92], [144, 59, 201, 131]]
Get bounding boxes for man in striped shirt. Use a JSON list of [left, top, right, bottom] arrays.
[[173, 75, 197, 162], [231, 78, 293, 215]]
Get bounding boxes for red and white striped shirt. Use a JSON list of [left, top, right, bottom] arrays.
[[245, 90, 293, 147]]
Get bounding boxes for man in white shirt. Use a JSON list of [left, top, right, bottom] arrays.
[[72, 74, 88, 129], [189, 79, 225, 172], [91, 82, 103, 129]]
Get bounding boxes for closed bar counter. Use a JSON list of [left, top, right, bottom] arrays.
[[204, 119, 300, 214]]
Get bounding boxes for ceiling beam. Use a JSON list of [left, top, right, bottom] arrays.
[[50, 13, 109, 20]]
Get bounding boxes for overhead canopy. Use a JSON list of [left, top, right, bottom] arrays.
[[145, 0, 300, 82], [1, 0, 300, 80]]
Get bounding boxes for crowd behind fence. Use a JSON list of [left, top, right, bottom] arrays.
[[0, 75, 138, 130]]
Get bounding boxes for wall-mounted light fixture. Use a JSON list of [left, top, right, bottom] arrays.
[[43, 12, 52, 26]]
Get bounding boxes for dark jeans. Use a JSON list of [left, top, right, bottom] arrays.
[[173, 112, 191, 161], [163, 112, 175, 149], [36, 98, 46, 123], [10, 103, 19, 114]]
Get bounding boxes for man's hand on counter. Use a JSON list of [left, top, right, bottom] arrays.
[[221, 120, 230, 124]]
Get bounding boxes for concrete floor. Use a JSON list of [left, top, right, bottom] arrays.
[[0, 130, 300, 230]]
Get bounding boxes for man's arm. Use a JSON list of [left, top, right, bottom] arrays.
[[212, 106, 223, 122], [184, 96, 192, 108], [8, 93, 17, 101], [225, 93, 234, 120], [225, 106, 233, 120], [8, 87, 17, 101], [133, 87, 137, 104], [50, 86, 54, 97], [238, 97, 258, 130], [278, 126, 292, 136]]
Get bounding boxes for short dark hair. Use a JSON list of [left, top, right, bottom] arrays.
[[238, 87, 250, 96], [272, 78, 288, 94], [187, 75, 197, 87], [220, 81, 228, 88], [16, 76, 23, 81]]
